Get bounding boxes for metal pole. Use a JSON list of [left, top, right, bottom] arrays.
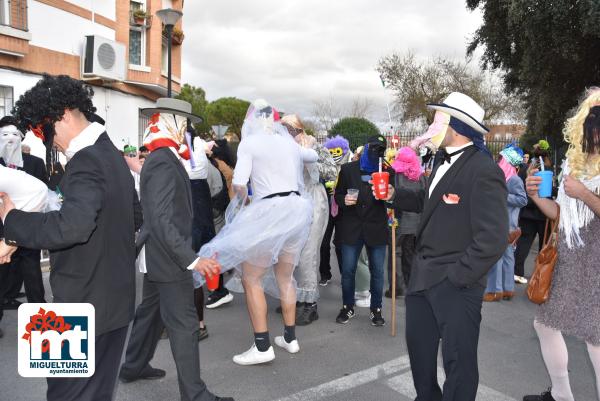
[[391, 209, 397, 337], [166, 24, 173, 98]]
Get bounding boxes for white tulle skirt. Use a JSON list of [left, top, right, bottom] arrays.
[[194, 193, 313, 300]]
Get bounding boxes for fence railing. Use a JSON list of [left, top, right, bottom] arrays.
[[317, 131, 515, 158], [1, 0, 28, 31]]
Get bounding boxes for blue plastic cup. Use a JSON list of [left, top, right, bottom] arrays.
[[535, 170, 553, 198]]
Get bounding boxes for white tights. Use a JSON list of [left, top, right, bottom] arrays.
[[534, 320, 600, 401]]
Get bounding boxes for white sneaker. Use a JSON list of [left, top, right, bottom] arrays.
[[205, 293, 234, 309], [355, 290, 370, 298], [233, 344, 275, 366], [355, 293, 371, 308], [274, 336, 300, 354], [514, 275, 528, 284]]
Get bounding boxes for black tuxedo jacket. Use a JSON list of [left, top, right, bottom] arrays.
[[392, 147, 508, 292], [4, 133, 141, 335], [137, 147, 197, 283], [334, 160, 391, 246]]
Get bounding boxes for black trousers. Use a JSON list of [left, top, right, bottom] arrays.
[[406, 279, 484, 401], [121, 275, 215, 401], [319, 212, 342, 280], [514, 218, 546, 277], [5, 248, 45, 303], [0, 262, 9, 321], [47, 326, 128, 401], [387, 232, 417, 290]]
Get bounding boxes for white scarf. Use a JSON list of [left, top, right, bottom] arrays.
[[557, 159, 600, 248], [0, 125, 24, 168]]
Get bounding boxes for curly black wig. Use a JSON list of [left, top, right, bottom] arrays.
[[11, 74, 96, 133]]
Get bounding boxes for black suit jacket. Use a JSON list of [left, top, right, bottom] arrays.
[[334, 161, 391, 246], [21, 153, 47, 184], [4, 133, 140, 335], [392, 147, 508, 292], [137, 147, 197, 283]]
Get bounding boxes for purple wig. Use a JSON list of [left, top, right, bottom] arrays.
[[324, 135, 350, 154]]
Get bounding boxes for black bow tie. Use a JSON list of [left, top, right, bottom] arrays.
[[440, 146, 472, 164]]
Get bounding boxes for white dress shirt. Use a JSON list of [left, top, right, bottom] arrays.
[[428, 142, 473, 197], [64, 122, 105, 160]]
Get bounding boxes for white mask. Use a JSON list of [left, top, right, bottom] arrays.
[[0, 125, 24, 168]]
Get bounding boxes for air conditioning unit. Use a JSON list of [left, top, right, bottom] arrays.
[[82, 35, 126, 82]]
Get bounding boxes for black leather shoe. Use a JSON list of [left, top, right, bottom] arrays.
[[119, 365, 166, 383], [523, 389, 556, 401], [296, 304, 319, 326], [198, 327, 209, 342], [3, 299, 22, 310]]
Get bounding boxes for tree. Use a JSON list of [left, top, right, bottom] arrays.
[[329, 117, 380, 151], [466, 0, 600, 151], [205, 97, 250, 139], [175, 84, 210, 134], [376, 52, 523, 125], [312, 96, 342, 132]]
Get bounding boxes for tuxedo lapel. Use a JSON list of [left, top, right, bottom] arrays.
[[417, 147, 478, 239]]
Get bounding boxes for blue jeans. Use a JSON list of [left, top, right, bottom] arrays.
[[341, 241, 386, 309], [486, 245, 515, 293]]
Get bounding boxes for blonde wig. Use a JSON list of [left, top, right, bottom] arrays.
[[564, 88, 600, 179]]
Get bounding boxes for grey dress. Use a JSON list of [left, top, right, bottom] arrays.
[[535, 216, 600, 345]]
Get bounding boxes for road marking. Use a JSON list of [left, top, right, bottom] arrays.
[[386, 368, 517, 401], [275, 355, 411, 401], [276, 355, 516, 401]]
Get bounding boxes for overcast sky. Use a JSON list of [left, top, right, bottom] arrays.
[[180, 1, 483, 124]]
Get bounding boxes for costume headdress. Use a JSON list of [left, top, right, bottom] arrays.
[[557, 88, 600, 248], [324, 135, 350, 163], [11, 74, 96, 168], [0, 116, 24, 168], [240, 99, 286, 139], [412, 92, 491, 156], [141, 98, 202, 160], [392, 147, 422, 181], [498, 142, 524, 182]]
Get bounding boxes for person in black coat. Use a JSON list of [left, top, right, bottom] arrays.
[[334, 135, 391, 327], [0, 116, 48, 310], [0, 75, 141, 401], [384, 93, 508, 401], [118, 99, 232, 401]]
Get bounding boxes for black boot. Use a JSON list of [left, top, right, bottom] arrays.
[[296, 303, 319, 326]]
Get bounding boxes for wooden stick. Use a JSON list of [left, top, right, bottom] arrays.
[[391, 209, 397, 337]]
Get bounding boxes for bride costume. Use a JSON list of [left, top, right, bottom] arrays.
[[197, 100, 318, 302]]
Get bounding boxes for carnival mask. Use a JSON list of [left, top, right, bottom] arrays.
[[0, 125, 24, 167], [425, 111, 451, 149]]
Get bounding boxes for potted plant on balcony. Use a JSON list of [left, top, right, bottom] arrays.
[[172, 28, 185, 45], [132, 9, 149, 26]]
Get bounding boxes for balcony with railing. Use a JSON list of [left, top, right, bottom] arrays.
[[1, 0, 28, 31]]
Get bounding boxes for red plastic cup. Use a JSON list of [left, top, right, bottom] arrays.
[[205, 267, 221, 291], [372, 172, 390, 200]]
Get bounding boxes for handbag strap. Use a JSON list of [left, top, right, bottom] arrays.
[[542, 206, 561, 248]]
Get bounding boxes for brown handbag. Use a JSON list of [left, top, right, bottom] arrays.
[[527, 207, 560, 305]]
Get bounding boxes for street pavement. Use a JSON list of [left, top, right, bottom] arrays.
[[0, 247, 597, 401]]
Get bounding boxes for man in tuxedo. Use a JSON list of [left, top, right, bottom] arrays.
[[0, 116, 47, 310], [0, 75, 141, 401], [118, 98, 232, 401], [383, 92, 508, 401]]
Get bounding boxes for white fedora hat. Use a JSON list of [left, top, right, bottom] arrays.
[[427, 92, 489, 134], [141, 97, 203, 124]]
